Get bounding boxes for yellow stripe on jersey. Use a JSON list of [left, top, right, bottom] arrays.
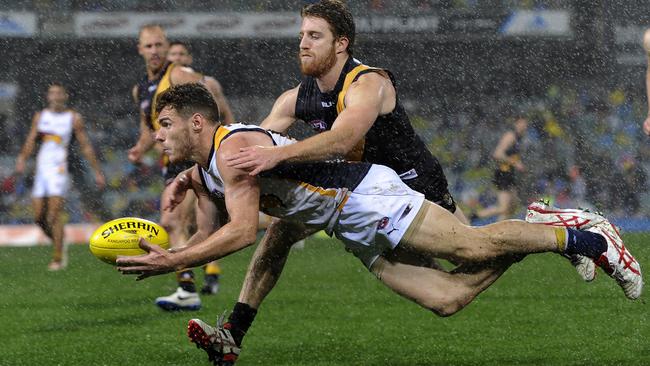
[[42, 134, 63, 144], [336, 64, 374, 114], [299, 182, 339, 198], [213, 126, 232, 151], [150, 63, 176, 131]]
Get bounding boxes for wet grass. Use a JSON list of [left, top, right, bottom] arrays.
[[1, 233, 649, 365]]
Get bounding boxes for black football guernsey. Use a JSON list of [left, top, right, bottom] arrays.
[[294, 57, 456, 211]]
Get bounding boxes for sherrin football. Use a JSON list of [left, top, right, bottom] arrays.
[[89, 217, 169, 265]]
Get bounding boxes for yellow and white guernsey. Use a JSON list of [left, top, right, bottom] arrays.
[[36, 108, 74, 174], [197, 123, 426, 269], [198, 123, 369, 232]]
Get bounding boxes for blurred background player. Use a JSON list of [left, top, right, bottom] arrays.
[[473, 115, 528, 221], [642, 28, 650, 136], [166, 40, 236, 294], [14, 82, 105, 271], [129, 24, 234, 310], [167, 41, 235, 125]]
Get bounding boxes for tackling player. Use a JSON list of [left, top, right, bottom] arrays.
[[15, 82, 105, 270], [116, 83, 643, 364]]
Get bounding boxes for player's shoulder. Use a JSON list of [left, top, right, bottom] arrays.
[[172, 64, 197, 76], [280, 85, 300, 102], [354, 68, 391, 85]]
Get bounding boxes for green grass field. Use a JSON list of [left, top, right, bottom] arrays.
[[1, 234, 649, 366]]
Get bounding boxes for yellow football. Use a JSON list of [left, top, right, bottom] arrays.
[[89, 217, 169, 265]]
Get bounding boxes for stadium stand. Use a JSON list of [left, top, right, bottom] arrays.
[[1, 0, 650, 237]]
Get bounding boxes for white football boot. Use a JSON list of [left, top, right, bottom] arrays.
[[188, 314, 240, 365], [526, 200, 604, 281], [587, 221, 643, 300], [155, 287, 201, 311]]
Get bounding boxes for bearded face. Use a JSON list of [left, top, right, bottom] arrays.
[[298, 40, 337, 78]]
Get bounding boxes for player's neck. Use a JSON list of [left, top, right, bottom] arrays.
[[315, 56, 347, 92], [197, 125, 220, 169], [48, 105, 66, 112], [147, 63, 165, 80]]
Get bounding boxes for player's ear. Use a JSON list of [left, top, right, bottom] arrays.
[[335, 36, 348, 54], [191, 113, 203, 131]]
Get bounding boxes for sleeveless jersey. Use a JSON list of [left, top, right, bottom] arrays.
[[295, 57, 451, 206], [136, 62, 195, 177], [35, 109, 74, 173], [198, 123, 371, 230], [136, 62, 175, 131]]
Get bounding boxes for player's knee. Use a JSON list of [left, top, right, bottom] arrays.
[[452, 245, 491, 263], [422, 294, 466, 317]]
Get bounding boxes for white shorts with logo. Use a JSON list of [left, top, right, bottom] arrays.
[[32, 165, 69, 198], [334, 164, 425, 269]]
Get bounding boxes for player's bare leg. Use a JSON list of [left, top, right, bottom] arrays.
[[402, 201, 559, 263], [239, 219, 317, 308], [44, 196, 66, 270], [402, 201, 642, 299], [371, 256, 513, 317], [187, 219, 317, 364], [155, 183, 201, 311], [452, 205, 470, 225], [32, 197, 52, 238]]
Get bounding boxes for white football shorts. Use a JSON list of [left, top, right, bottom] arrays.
[[32, 165, 69, 198], [334, 164, 425, 269]]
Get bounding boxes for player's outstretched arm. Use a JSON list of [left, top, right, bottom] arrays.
[[227, 74, 392, 176], [15, 112, 41, 174], [181, 167, 228, 248], [118, 133, 263, 277], [224, 86, 299, 174], [73, 112, 105, 189]]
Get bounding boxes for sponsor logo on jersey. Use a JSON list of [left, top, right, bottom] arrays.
[[378, 217, 390, 230], [309, 119, 327, 132]]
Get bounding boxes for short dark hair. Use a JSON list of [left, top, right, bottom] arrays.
[[139, 24, 166, 39], [170, 40, 191, 54], [302, 0, 355, 55], [155, 83, 220, 123], [48, 82, 66, 90]]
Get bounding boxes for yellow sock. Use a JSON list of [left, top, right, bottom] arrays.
[[554, 228, 567, 252], [204, 262, 222, 275]]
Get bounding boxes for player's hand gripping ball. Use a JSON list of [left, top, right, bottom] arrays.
[[89, 217, 169, 265]]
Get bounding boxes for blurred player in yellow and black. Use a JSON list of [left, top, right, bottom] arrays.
[[166, 40, 239, 296], [129, 24, 234, 310], [474, 115, 528, 221]]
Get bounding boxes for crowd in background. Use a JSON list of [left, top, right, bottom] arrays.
[[0, 0, 648, 225], [1, 80, 647, 225]]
